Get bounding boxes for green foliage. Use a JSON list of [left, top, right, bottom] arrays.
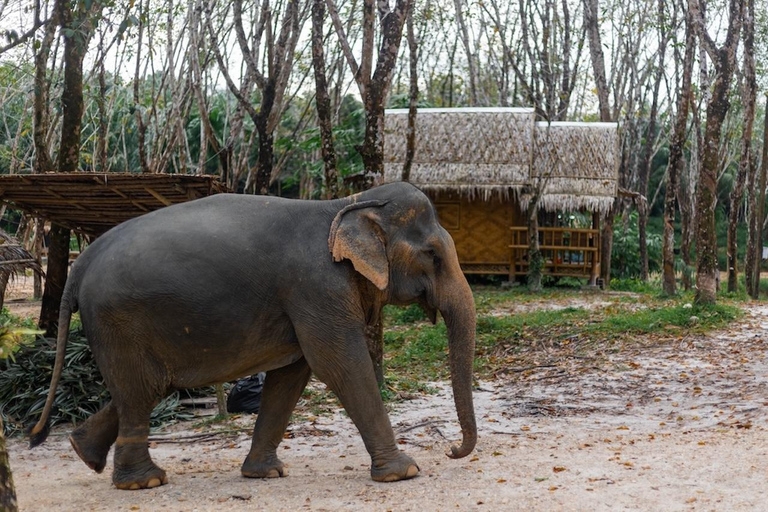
[[611, 211, 662, 279], [609, 278, 660, 294], [382, 304, 428, 325], [591, 302, 741, 335], [0, 326, 193, 435], [0, 309, 41, 361]]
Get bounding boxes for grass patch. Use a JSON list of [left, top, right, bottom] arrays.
[[589, 302, 741, 336], [382, 288, 744, 386]]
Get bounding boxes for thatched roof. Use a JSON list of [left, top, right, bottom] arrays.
[[0, 173, 227, 237], [381, 108, 619, 214], [0, 229, 43, 277]]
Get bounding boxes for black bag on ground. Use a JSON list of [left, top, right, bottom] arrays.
[[226, 372, 266, 414]]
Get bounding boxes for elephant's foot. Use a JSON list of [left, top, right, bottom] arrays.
[[241, 453, 286, 478], [371, 452, 420, 482], [69, 431, 111, 474], [112, 458, 168, 490]]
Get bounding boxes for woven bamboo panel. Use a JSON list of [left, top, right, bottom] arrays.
[[431, 191, 514, 265]]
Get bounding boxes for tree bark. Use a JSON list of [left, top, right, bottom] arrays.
[[0, 416, 17, 512], [691, 0, 743, 305], [662, 5, 695, 296], [728, 0, 755, 293], [638, 0, 668, 282], [39, 224, 70, 337], [40, 0, 100, 336], [583, 0, 615, 285], [32, 3, 59, 174], [311, 0, 339, 198], [752, 97, 768, 298], [402, 3, 418, 182], [583, 0, 611, 123], [526, 197, 542, 292]]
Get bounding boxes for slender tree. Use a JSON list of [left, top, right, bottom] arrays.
[[662, 0, 696, 296], [325, 0, 412, 182], [40, 0, 104, 336], [727, 0, 756, 293], [311, 0, 339, 197], [690, 0, 743, 304]]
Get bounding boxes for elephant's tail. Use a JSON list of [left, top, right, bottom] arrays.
[[28, 290, 76, 448]]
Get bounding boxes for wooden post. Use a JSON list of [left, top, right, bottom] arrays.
[[215, 384, 227, 416], [590, 213, 601, 286]]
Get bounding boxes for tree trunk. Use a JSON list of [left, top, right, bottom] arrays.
[[39, 224, 70, 337], [752, 98, 768, 299], [527, 199, 542, 292], [662, 5, 696, 295], [0, 271, 9, 312], [40, 0, 99, 336], [584, 0, 615, 286], [638, 13, 667, 282], [253, 118, 275, 195], [402, 5, 418, 182], [728, 0, 755, 293], [692, 0, 742, 305], [311, 0, 339, 198], [0, 416, 18, 512], [33, 218, 44, 299], [583, 0, 611, 123], [360, 92, 386, 185]]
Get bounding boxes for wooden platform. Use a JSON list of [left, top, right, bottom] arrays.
[[0, 173, 227, 236]]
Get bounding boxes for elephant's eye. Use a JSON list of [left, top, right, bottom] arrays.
[[425, 248, 441, 270]]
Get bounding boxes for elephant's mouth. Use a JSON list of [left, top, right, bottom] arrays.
[[417, 294, 438, 324]]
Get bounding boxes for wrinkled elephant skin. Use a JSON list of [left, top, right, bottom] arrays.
[[28, 182, 477, 490]]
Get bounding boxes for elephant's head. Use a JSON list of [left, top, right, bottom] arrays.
[[328, 182, 477, 459]]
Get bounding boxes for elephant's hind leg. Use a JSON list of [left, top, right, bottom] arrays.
[[102, 350, 170, 491], [111, 395, 168, 490], [69, 401, 119, 473], [242, 357, 312, 478]]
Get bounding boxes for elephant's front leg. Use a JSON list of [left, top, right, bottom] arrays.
[[242, 357, 312, 478], [298, 327, 419, 482]]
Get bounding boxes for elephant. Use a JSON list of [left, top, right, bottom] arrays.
[[28, 181, 477, 490]]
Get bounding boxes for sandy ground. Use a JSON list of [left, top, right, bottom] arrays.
[[6, 287, 768, 510]]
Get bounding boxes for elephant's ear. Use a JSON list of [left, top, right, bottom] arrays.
[[329, 200, 390, 290]]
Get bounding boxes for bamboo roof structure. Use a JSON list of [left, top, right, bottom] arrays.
[[0, 173, 227, 236], [381, 108, 619, 215]]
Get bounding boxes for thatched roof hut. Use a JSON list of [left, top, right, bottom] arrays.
[[381, 107, 619, 281], [382, 108, 618, 210]]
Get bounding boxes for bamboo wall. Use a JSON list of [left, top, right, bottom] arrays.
[[430, 191, 522, 274]]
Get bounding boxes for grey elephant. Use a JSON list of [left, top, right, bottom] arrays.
[[28, 182, 477, 490]]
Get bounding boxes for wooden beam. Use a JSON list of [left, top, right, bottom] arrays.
[[144, 187, 173, 206]]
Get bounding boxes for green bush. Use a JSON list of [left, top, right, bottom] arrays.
[[612, 212, 662, 279], [0, 328, 192, 435]]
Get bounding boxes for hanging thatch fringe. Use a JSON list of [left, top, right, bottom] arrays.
[[382, 109, 619, 214], [520, 194, 616, 215]]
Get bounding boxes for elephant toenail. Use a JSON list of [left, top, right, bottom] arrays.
[[128, 483, 140, 490], [406, 465, 419, 478], [146, 477, 162, 488]]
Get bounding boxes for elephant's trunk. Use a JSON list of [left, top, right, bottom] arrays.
[[438, 275, 477, 459]]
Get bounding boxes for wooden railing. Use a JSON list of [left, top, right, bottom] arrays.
[[509, 227, 600, 278]]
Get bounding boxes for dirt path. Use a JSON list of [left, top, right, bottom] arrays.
[[7, 303, 768, 511]]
